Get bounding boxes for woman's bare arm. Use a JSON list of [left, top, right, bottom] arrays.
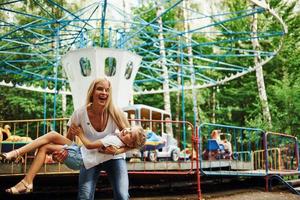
[[66, 126, 75, 141]]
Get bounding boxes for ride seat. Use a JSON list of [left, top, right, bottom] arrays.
[[207, 139, 224, 151]]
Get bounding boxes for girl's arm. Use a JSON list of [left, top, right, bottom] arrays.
[[70, 124, 104, 149], [99, 146, 130, 155], [78, 134, 103, 149]]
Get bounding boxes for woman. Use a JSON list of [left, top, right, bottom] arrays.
[[56, 77, 130, 200], [3, 77, 131, 199]]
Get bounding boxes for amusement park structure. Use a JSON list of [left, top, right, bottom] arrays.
[[0, 0, 287, 96], [1, 0, 299, 199]]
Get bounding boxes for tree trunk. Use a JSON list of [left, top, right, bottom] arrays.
[[183, 0, 199, 126], [251, 8, 272, 127], [156, 1, 173, 136], [212, 87, 216, 123]]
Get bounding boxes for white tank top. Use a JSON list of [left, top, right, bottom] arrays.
[[68, 106, 125, 169]]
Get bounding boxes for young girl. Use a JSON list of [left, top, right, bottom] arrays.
[[0, 125, 146, 194]]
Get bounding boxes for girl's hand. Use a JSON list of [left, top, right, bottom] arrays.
[[99, 146, 128, 155], [99, 145, 118, 154]]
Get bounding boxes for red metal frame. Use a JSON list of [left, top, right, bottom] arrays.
[[127, 118, 201, 199]]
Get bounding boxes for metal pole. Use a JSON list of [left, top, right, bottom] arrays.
[[195, 126, 202, 200], [43, 80, 47, 134], [100, 0, 107, 47], [52, 27, 60, 130], [180, 37, 186, 151]]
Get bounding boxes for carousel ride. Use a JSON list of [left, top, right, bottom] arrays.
[[0, 1, 291, 198], [0, 0, 287, 99], [0, 0, 288, 142], [0, 0, 288, 160]]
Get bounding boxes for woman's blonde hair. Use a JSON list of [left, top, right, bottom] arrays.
[[86, 77, 129, 130]]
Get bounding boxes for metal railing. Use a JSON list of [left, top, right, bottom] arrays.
[[0, 118, 70, 175], [198, 123, 300, 176], [0, 118, 199, 175]]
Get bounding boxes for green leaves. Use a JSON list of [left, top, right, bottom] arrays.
[[0, 87, 73, 120]]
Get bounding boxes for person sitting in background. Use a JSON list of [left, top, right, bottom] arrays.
[[202, 130, 222, 160], [220, 134, 232, 159], [211, 129, 221, 142]]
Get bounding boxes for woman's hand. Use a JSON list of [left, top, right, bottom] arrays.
[[66, 123, 80, 140], [69, 124, 83, 137], [52, 149, 68, 163]]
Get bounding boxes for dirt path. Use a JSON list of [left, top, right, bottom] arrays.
[[131, 189, 300, 200], [205, 190, 300, 200]]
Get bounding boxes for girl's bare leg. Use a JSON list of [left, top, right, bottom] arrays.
[[4, 131, 72, 159], [6, 143, 65, 193]]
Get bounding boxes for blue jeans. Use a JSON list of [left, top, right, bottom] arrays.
[[77, 158, 129, 200]]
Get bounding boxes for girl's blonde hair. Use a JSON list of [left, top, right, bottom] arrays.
[[132, 126, 146, 149], [86, 77, 129, 130]]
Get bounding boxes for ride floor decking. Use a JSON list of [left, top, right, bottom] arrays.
[[202, 169, 300, 176], [1, 160, 299, 177]]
